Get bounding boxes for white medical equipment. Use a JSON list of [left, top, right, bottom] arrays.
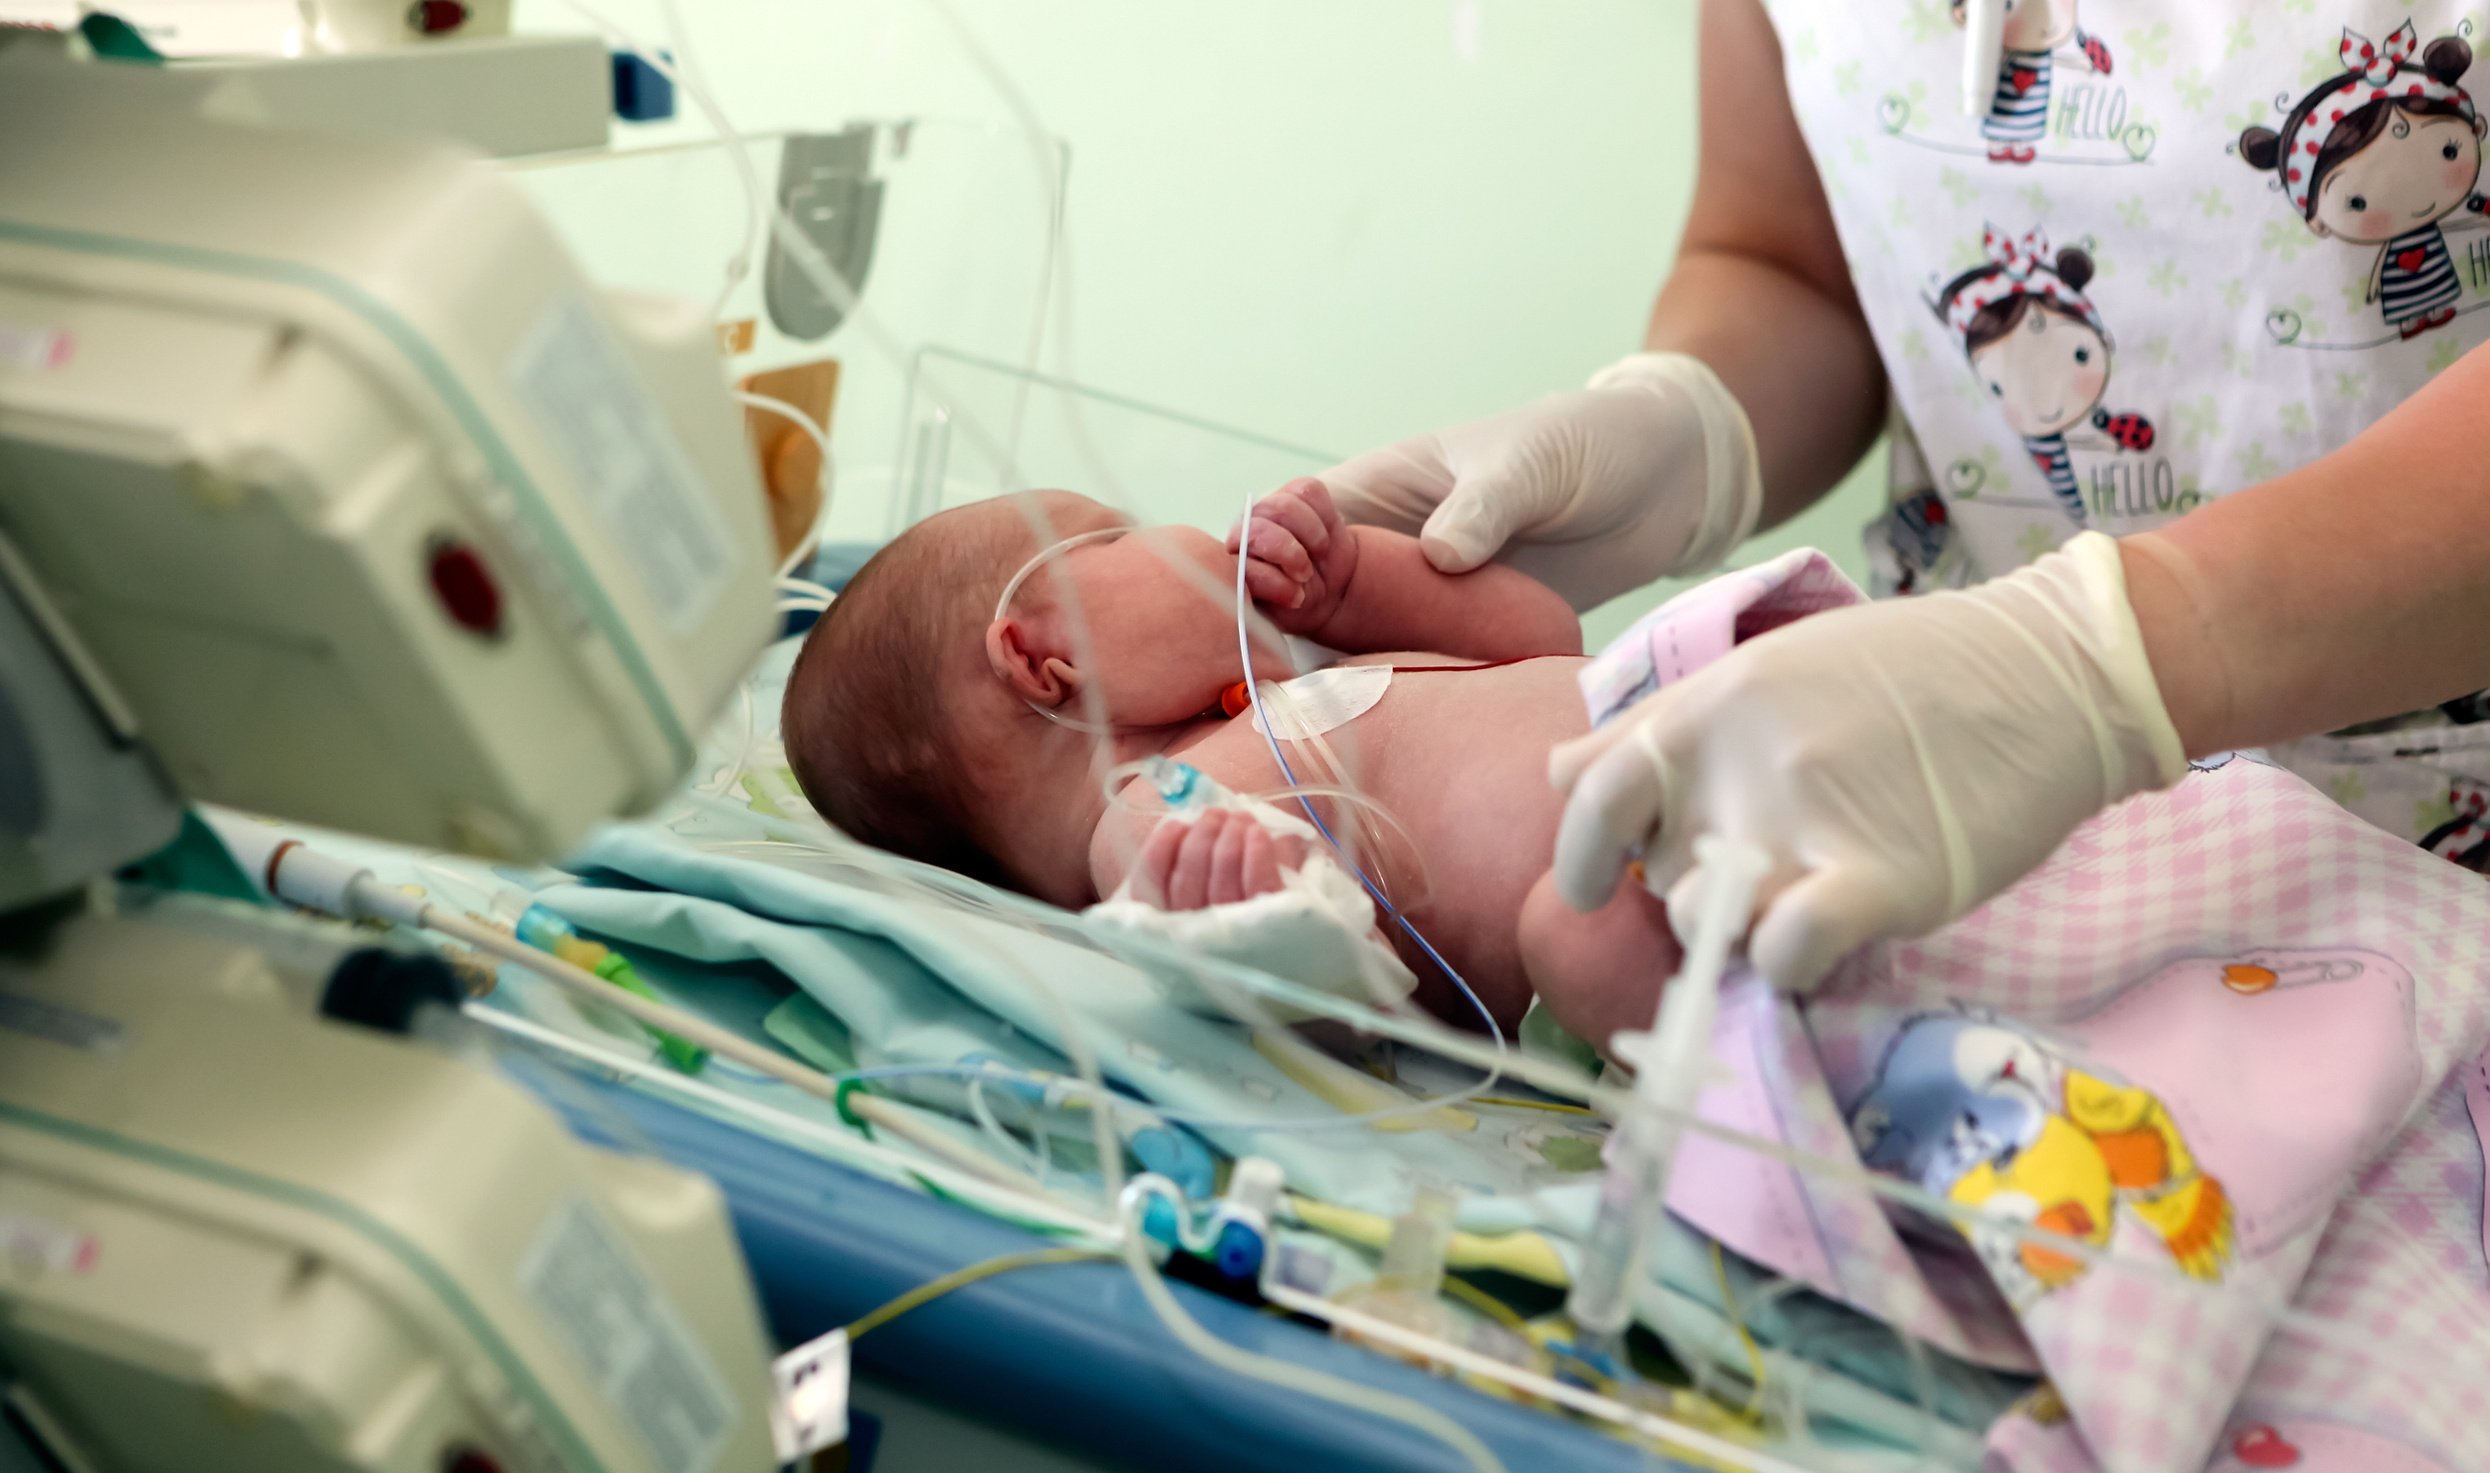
[[0, 48, 785, 1473]]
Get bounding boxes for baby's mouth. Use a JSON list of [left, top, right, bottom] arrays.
[[2414, 202, 2441, 219]]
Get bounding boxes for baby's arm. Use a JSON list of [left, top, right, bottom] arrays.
[[1235, 479, 1583, 659]]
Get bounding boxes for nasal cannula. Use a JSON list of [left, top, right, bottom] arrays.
[[1563, 833, 1772, 1368]]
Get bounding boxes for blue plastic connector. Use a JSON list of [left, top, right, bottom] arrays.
[[1210, 1219, 1265, 1281], [1139, 1194, 1181, 1251], [611, 50, 676, 122]]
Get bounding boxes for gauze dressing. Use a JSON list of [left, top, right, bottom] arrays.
[[1083, 759, 1416, 1022]]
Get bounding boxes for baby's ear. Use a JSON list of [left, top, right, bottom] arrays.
[[2473, 114, 2486, 139], [986, 616, 1076, 706]]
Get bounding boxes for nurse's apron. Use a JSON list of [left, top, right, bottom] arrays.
[[1759, 1, 2490, 866]]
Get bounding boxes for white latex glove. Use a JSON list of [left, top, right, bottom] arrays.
[[1548, 533, 2186, 993], [1318, 352, 1762, 611]]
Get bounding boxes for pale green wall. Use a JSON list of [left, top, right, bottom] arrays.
[[510, 0, 1882, 642]]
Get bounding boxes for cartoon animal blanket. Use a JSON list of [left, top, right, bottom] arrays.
[[1601, 553, 2490, 1473]]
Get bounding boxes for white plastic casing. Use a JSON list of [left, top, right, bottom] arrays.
[[0, 61, 776, 862], [0, 896, 782, 1473]]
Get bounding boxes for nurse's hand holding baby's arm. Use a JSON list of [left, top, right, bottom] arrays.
[[1231, 478, 1583, 658]]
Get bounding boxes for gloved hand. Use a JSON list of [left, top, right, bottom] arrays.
[[1547, 533, 2186, 993], [1317, 352, 1762, 611]]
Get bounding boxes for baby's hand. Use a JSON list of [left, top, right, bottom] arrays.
[[1228, 478, 1358, 636], [1130, 808, 1310, 911]]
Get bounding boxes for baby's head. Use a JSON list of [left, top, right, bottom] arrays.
[[782, 491, 1249, 900]]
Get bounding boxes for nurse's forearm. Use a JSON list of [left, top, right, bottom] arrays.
[[1644, 247, 1886, 530], [2124, 341, 2490, 757], [1653, 0, 1888, 532]]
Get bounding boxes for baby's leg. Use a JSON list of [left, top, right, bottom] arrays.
[[1517, 869, 1684, 1055]]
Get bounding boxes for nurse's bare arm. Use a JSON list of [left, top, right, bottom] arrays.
[[1645, 0, 1888, 530], [2126, 340, 2490, 758]]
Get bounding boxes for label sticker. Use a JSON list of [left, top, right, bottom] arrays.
[[0, 1211, 98, 1276], [517, 1199, 739, 1473], [0, 322, 72, 372], [0, 992, 126, 1055], [510, 301, 737, 633], [769, 1326, 850, 1461]]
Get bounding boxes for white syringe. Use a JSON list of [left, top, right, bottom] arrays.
[[1563, 832, 1772, 1368]]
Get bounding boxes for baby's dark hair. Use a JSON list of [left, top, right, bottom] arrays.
[[1936, 246, 2097, 355], [781, 506, 1022, 888], [2239, 37, 2474, 219]]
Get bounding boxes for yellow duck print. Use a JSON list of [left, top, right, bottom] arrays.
[[1949, 1068, 2233, 1289], [1852, 1015, 2232, 1301]]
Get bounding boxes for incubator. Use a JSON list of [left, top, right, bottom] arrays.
[[0, 13, 2475, 1473]]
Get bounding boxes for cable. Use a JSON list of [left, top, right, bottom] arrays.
[[964, 1073, 1051, 1184], [465, 1005, 1112, 1244], [1472, 1096, 1598, 1118], [434, 908, 847, 1097], [844, 1246, 1110, 1341], [1111, 1192, 1509, 1473], [737, 389, 837, 566], [700, 686, 762, 798], [1228, 488, 1508, 1075], [1707, 1241, 1769, 1424], [647, 0, 755, 320], [847, 1092, 1049, 1196], [1434, 1277, 1538, 1347], [776, 575, 838, 604]]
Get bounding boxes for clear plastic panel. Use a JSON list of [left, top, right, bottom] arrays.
[[503, 117, 1071, 544], [890, 346, 1336, 537]]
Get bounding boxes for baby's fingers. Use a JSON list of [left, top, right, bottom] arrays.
[[1240, 517, 1314, 582], [1256, 484, 1332, 557], [1164, 810, 1227, 910], [1240, 826, 1285, 899], [1208, 812, 1256, 904], [1242, 558, 1303, 609], [1270, 832, 1310, 875], [1133, 815, 1190, 906]]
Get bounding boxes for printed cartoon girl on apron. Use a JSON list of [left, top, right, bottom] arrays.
[[1930, 227, 2154, 528], [2238, 22, 2490, 344], [1952, 0, 2113, 164]]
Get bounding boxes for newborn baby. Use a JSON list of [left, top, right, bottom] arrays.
[[782, 480, 1682, 1045]]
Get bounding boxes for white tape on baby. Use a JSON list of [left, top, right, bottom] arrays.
[[1084, 792, 1417, 1021], [1250, 666, 1393, 742]]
